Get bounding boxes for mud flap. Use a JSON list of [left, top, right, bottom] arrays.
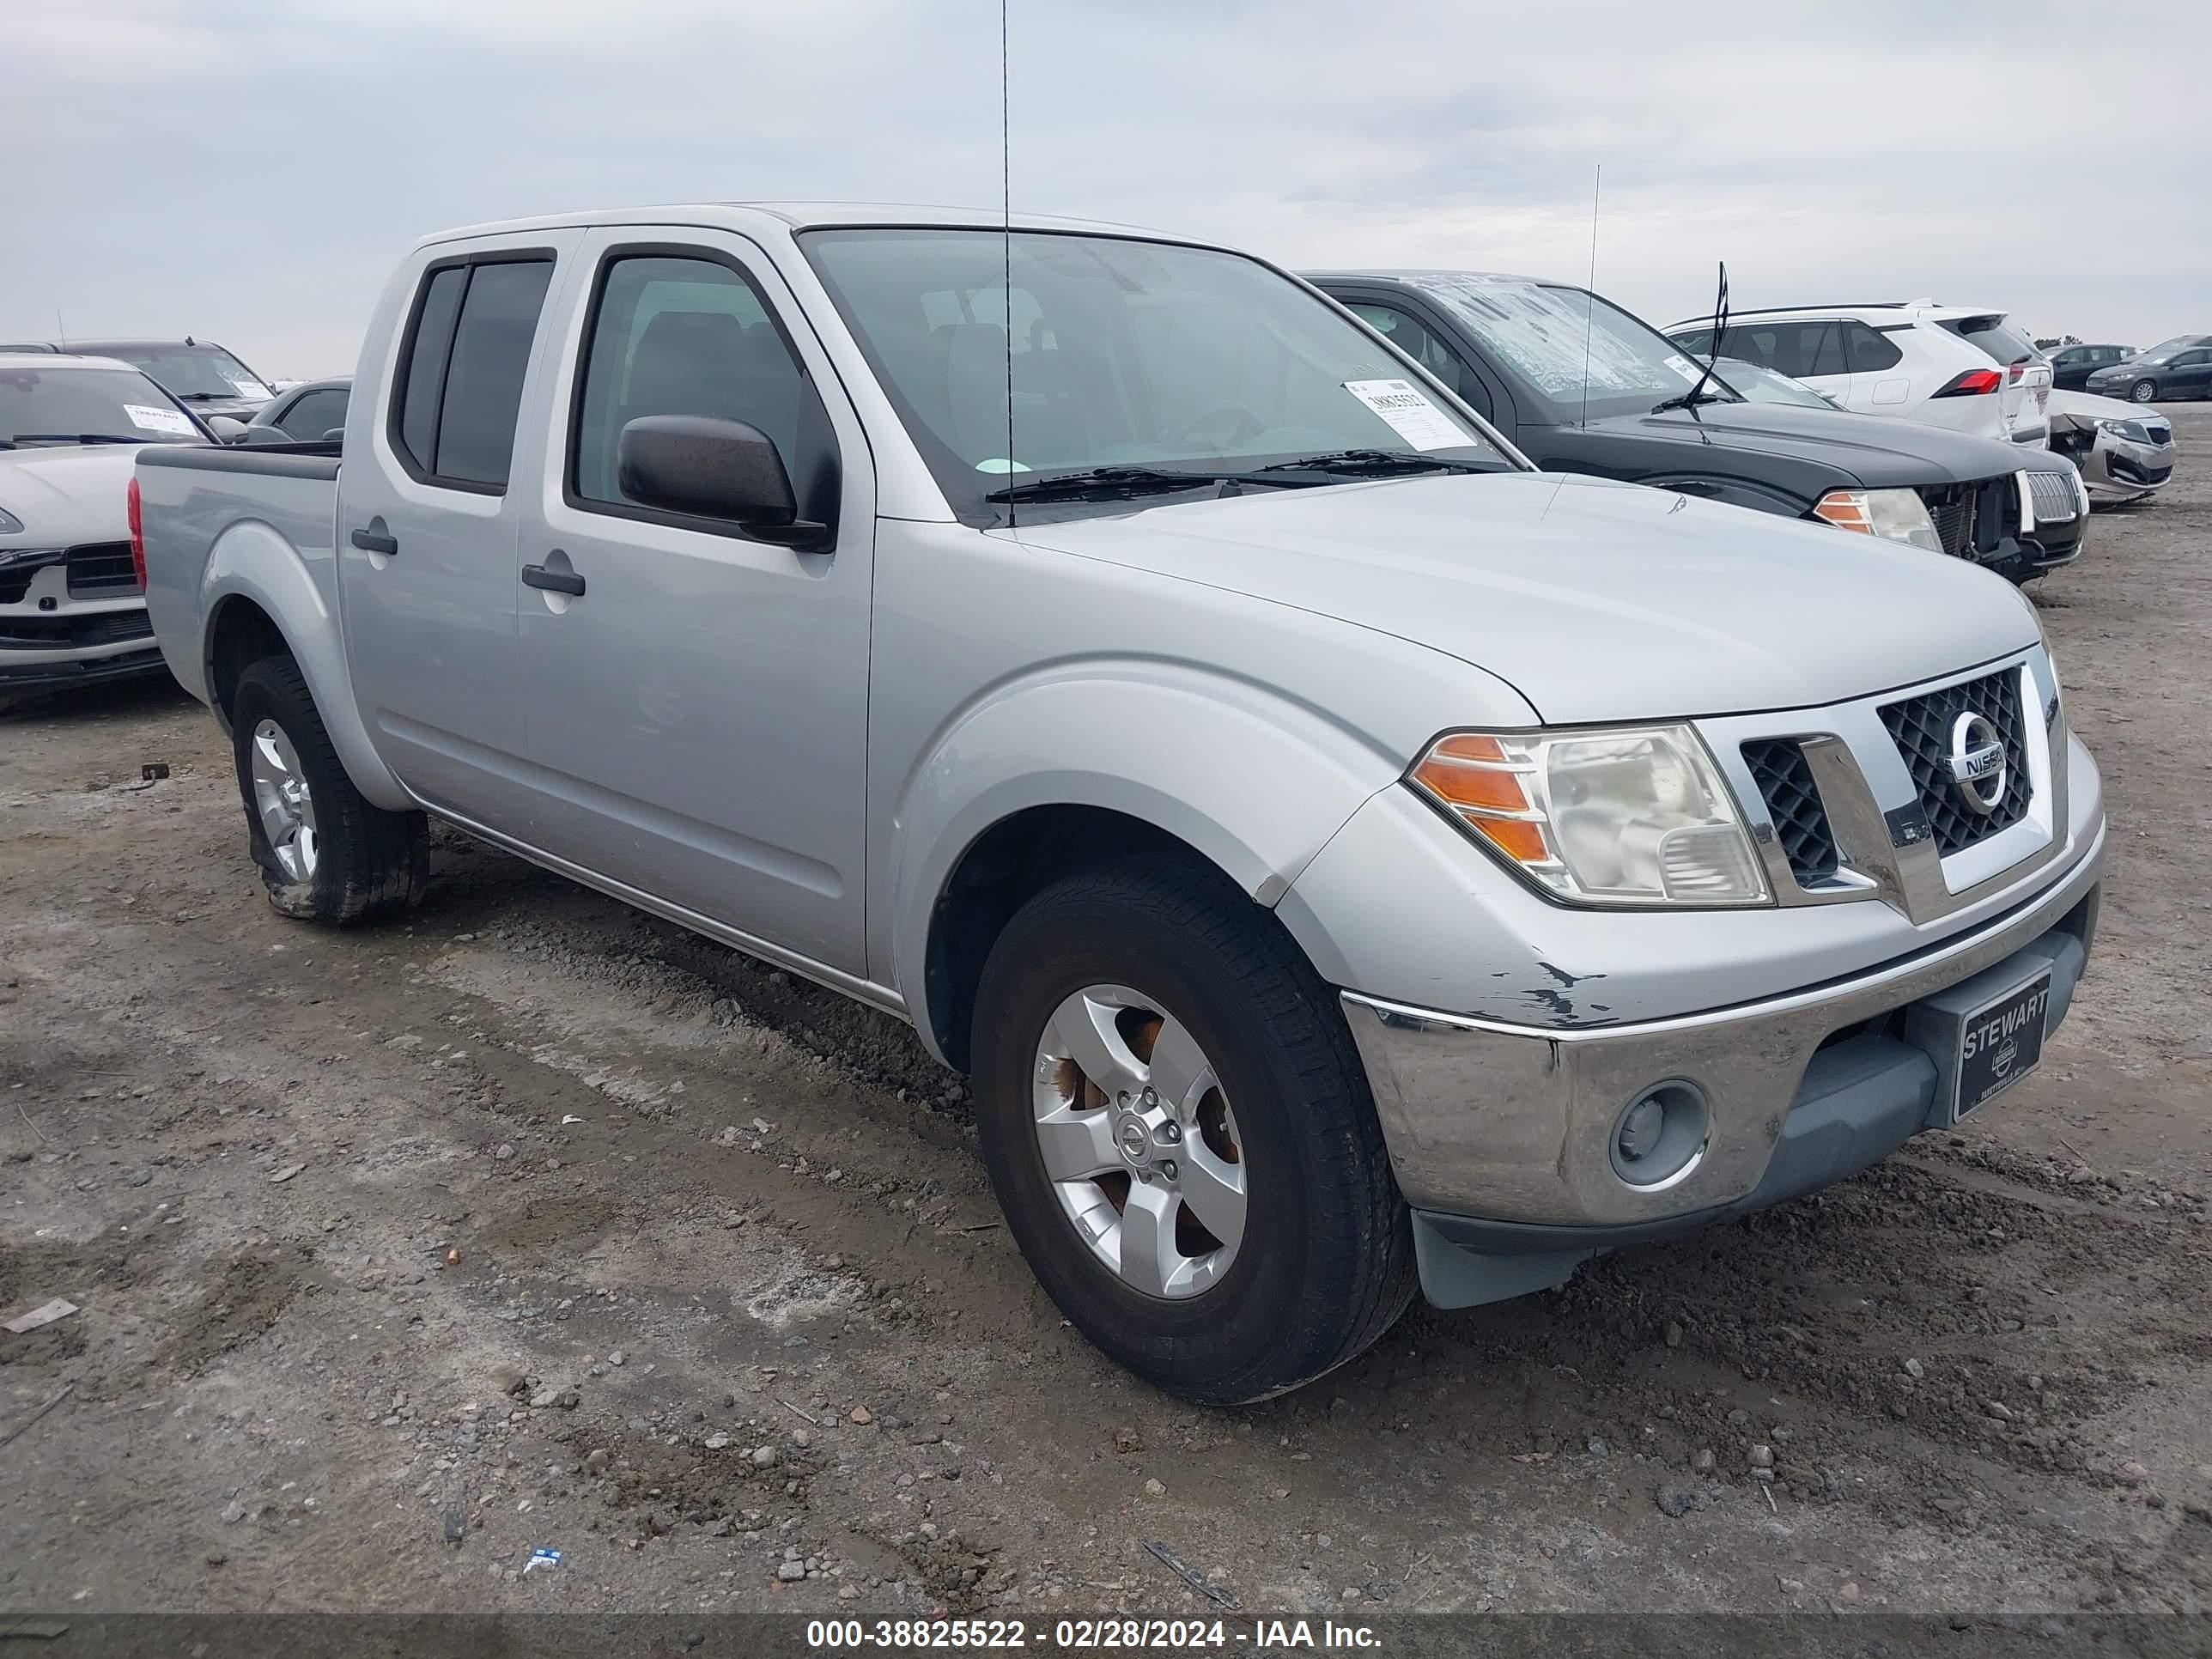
[[1411, 1212, 1594, 1310]]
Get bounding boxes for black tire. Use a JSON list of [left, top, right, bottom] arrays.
[[2130, 379, 2158, 404], [230, 654, 427, 925], [970, 855, 1416, 1403]]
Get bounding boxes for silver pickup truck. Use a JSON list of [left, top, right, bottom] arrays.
[[136, 204, 2106, 1403]]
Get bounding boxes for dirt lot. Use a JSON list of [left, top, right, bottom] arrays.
[[3, 416, 2209, 1623]]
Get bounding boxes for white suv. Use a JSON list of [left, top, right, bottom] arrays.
[[1668, 301, 2051, 448]]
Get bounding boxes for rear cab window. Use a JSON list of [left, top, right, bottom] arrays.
[[390, 253, 558, 491]]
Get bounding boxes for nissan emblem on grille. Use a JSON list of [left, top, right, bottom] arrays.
[[1948, 712, 2008, 815]]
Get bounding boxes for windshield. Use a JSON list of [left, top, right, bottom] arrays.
[[1399, 275, 1727, 422], [1713, 358, 1837, 410], [88, 343, 270, 401], [799, 228, 1512, 522], [0, 365, 204, 446]]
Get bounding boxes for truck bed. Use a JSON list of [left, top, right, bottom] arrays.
[[136, 445, 343, 709]]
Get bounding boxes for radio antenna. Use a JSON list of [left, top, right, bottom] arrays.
[[56, 309, 68, 352], [1000, 0, 1015, 530], [1577, 163, 1601, 430]]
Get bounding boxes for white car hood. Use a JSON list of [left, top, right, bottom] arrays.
[[0, 445, 141, 546], [1020, 470, 2040, 725]]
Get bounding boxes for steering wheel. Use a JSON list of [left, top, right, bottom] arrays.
[[1175, 404, 1266, 450]]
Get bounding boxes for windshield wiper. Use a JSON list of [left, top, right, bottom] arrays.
[[1253, 448, 1488, 479], [1649, 388, 1738, 414], [8, 433, 149, 446], [982, 465, 1312, 504], [174, 391, 240, 401]]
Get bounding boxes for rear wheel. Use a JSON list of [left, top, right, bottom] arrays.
[[2130, 379, 2159, 404], [969, 857, 1415, 1403], [230, 655, 427, 924]]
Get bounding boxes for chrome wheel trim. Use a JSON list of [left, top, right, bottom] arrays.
[[1030, 982, 1246, 1300], [249, 719, 319, 883]]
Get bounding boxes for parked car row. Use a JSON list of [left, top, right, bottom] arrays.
[[125, 203, 2107, 1403], [1310, 271, 2087, 581]]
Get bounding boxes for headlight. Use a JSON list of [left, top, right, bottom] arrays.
[[2095, 417, 2149, 444], [0, 506, 23, 535], [1812, 487, 1942, 552], [1409, 726, 1770, 908]]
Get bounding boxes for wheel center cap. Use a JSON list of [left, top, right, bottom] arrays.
[[1116, 1115, 1152, 1167]]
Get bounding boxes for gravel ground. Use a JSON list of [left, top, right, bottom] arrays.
[[3, 414, 2209, 1620]]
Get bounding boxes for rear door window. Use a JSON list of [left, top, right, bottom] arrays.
[[1723, 320, 1846, 380], [391, 254, 556, 490]]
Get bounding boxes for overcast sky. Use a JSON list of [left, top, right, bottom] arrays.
[[7, 0, 2207, 378]]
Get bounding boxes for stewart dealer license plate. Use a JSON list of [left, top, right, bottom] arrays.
[[1954, 973, 2052, 1118]]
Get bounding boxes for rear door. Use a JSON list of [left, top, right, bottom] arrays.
[[338, 230, 583, 831], [509, 227, 876, 975], [2167, 348, 2212, 398]]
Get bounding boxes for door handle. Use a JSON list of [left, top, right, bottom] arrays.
[[349, 521, 398, 556], [521, 562, 586, 597]]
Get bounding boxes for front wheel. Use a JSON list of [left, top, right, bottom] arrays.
[[969, 857, 1415, 1403], [230, 655, 428, 924], [2130, 379, 2159, 404]]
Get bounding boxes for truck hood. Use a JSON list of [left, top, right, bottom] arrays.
[[1020, 470, 2039, 725], [1556, 400, 2035, 491], [0, 445, 140, 545]]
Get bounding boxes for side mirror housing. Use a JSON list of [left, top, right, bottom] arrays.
[[206, 415, 248, 442], [616, 416, 828, 549]]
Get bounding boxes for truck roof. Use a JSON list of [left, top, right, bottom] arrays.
[[0, 351, 139, 373], [416, 201, 1183, 249]]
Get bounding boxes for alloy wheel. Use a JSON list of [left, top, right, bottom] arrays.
[[249, 718, 319, 883], [1030, 983, 1247, 1299]]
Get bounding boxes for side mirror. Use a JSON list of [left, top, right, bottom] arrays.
[[321, 428, 345, 444], [616, 415, 827, 548], [206, 416, 248, 442]]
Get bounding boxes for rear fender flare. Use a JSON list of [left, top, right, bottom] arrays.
[[203, 521, 410, 811]]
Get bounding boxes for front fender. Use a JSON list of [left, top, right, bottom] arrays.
[[203, 521, 410, 812], [886, 663, 1410, 1061]]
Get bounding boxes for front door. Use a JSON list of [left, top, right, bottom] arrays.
[[339, 231, 581, 830], [512, 228, 876, 975]]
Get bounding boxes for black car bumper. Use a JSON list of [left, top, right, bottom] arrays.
[[0, 645, 168, 690]]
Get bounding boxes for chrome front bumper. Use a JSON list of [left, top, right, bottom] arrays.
[[1342, 817, 2105, 1230]]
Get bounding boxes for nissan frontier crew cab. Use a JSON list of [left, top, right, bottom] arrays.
[[134, 205, 2106, 1404]]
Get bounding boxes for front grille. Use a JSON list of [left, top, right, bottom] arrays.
[[1741, 738, 1838, 884], [65, 541, 140, 599], [2027, 471, 2078, 526], [1915, 477, 2018, 561], [0, 608, 153, 650], [1879, 668, 2031, 857]]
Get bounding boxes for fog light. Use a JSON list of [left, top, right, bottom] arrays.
[[1609, 1081, 1709, 1190]]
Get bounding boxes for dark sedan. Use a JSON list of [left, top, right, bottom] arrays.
[[2045, 343, 2136, 391], [236, 377, 350, 446], [2086, 337, 2212, 404]]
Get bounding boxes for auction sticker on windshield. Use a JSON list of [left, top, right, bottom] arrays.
[[125, 404, 194, 434], [1342, 379, 1465, 451]]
